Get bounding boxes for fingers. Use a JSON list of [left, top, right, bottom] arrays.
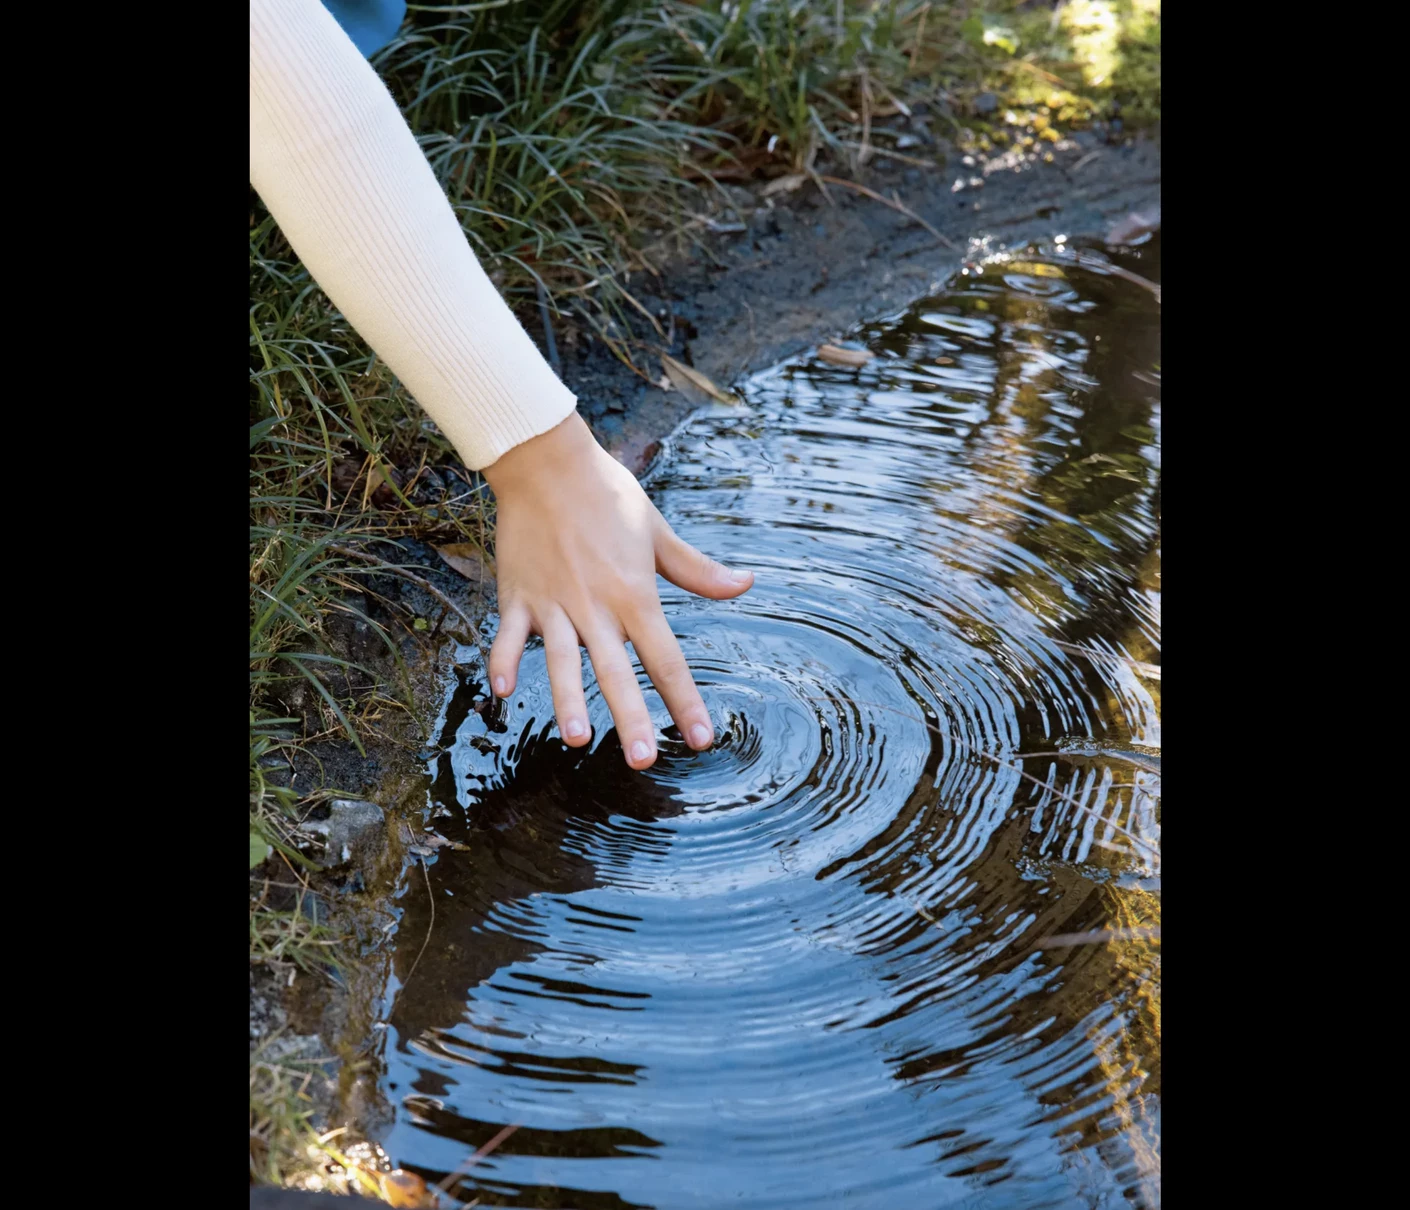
[[488, 602, 531, 698], [655, 525, 754, 600], [626, 609, 713, 751], [539, 608, 591, 747], [582, 623, 659, 770]]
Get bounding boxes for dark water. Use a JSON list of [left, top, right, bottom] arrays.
[[378, 237, 1161, 1208]]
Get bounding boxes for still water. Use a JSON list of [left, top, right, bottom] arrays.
[[380, 236, 1161, 1208]]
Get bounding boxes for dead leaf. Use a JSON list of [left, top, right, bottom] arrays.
[[817, 344, 875, 368], [761, 172, 808, 198], [365, 462, 403, 508], [659, 353, 739, 407], [330, 458, 363, 496], [434, 542, 485, 582], [1106, 207, 1160, 246], [381, 1169, 434, 1208], [400, 821, 471, 855]]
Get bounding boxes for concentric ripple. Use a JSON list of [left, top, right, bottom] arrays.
[[378, 238, 1161, 1208]]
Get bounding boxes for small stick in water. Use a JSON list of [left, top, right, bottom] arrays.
[[1033, 927, 1161, 949]]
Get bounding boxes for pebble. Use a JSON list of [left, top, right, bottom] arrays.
[[301, 799, 385, 868]]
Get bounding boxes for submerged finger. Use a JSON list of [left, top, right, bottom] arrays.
[[582, 624, 658, 770], [540, 608, 591, 747], [488, 602, 532, 698], [627, 609, 712, 750]]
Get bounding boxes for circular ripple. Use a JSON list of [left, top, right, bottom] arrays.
[[383, 244, 1162, 1210]]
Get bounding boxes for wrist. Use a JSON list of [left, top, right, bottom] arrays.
[[482, 411, 595, 496]]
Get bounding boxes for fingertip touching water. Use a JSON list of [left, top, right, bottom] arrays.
[[373, 236, 1161, 1209]]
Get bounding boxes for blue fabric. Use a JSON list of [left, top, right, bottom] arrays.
[[321, 0, 406, 58]]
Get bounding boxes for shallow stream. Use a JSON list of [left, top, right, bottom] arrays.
[[377, 235, 1161, 1208]]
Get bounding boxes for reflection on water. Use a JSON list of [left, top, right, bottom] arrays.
[[379, 236, 1161, 1208]]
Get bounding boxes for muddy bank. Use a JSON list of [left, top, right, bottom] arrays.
[[250, 124, 1158, 1192], [556, 128, 1159, 471]]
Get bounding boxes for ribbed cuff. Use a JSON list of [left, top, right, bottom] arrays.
[[251, 0, 581, 472]]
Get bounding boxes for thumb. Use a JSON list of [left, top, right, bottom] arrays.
[[655, 526, 754, 600]]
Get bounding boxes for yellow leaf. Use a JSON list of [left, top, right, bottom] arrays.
[[658, 353, 740, 407], [381, 1169, 434, 1208], [817, 344, 874, 368], [434, 543, 485, 581]]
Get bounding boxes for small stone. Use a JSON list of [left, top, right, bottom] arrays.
[[974, 92, 999, 115], [302, 799, 385, 868]]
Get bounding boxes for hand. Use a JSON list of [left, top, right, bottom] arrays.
[[482, 413, 754, 769]]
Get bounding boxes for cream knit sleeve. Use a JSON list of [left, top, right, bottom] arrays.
[[249, 0, 577, 470]]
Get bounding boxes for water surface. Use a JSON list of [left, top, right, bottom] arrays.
[[379, 236, 1161, 1208]]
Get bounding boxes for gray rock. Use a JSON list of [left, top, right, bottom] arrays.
[[301, 799, 385, 868], [974, 92, 999, 115]]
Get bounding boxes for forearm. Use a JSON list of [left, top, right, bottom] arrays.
[[249, 0, 576, 469]]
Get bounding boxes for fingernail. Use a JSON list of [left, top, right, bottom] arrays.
[[728, 568, 752, 583], [630, 740, 652, 764], [493, 676, 507, 696], [564, 718, 588, 740], [689, 723, 712, 749]]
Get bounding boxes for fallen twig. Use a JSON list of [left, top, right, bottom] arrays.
[[328, 543, 486, 651], [1010, 748, 1161, 776], [1049, 639, 1161, 681], [838, 141, 939, 169], [1065, 252, 1161, 303], [401, 856, 436, 990], [1034, 927, 1160, 948], [435, 1122, 522, 1200]]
